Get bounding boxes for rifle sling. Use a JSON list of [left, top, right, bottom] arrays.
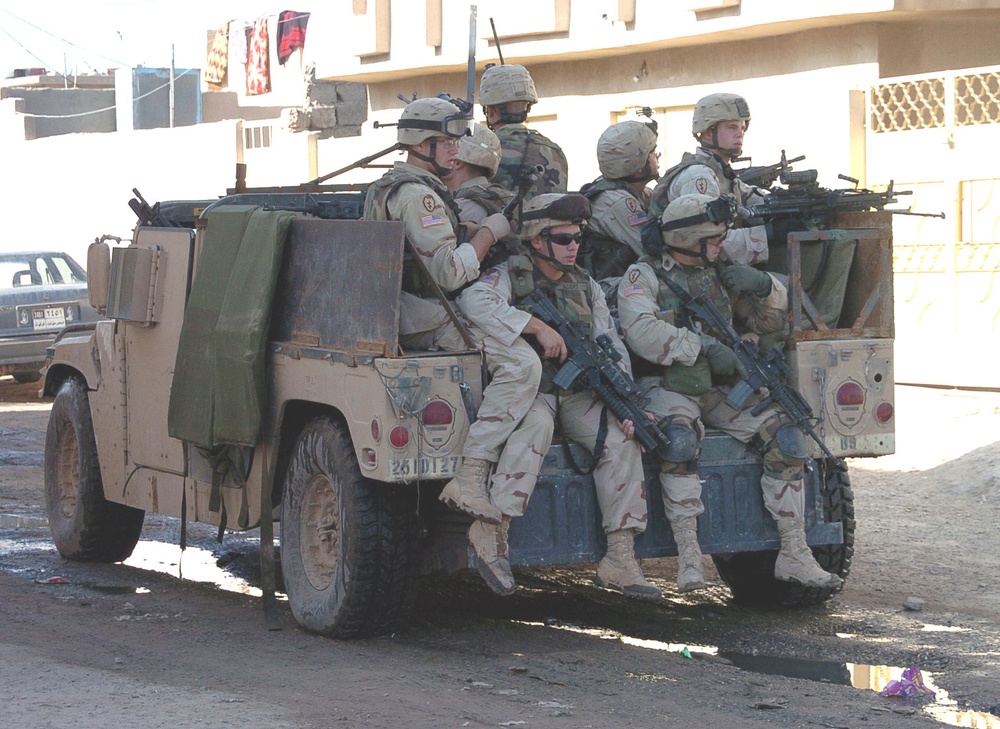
[[403, 238, 479, 351]]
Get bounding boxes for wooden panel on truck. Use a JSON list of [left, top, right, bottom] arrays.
[[270, 219, 404, 356]]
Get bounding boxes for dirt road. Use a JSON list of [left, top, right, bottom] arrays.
[[1, 377, 998, 728]]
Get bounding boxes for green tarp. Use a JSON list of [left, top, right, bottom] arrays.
[[168, 206, 294, 449]]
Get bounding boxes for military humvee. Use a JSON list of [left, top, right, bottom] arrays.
[[41, 188, 893, 638]]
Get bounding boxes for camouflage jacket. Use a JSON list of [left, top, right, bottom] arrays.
[[493, 124, 569, 201]]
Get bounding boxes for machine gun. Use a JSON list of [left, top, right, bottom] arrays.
[[129, 188, 179, 228], [736, 150, 806, 188], [524, 289, 674, 460], [501, 163, 544, 220], [658, 276, 843, 466], [738, 177, 945, 222]]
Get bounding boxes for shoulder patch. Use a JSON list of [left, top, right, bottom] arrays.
[[627, 212, 647, 227], [695, 178, 709, 195], [422, 194, 437, 212], [622, 283, 645, 298], [625, 197, 638, 213], [420, 214, 445, 228], [627, 268, 641, 283], [477, 270, 501, 286]]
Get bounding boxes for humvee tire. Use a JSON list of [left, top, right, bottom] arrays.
[[44, 377, 144, 562], [280, 416, 422, 638], [13, 371, 42, 384], [711, 460, 854, 607]]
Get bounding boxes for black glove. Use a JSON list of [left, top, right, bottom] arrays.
[[765, 217, 808, 246], [720, 264, 772, 297], [699, 334, 743, 376]]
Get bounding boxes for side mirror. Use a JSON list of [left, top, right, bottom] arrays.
[[87, 239, 111, 313]]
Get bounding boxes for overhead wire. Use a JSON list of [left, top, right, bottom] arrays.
[[0, 4, 132, 68]]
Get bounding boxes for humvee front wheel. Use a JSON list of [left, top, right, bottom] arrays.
[[712, 460, 854, 608], [44, 377, 144, 561], [280, 416, 421, 638]]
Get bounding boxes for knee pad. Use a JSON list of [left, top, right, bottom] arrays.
[[774, 423, 810, 461], [657, 416, 702, 464]]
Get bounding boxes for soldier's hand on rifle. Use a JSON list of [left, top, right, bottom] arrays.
[[481, 213, 511, 243], [699, 334, 745, 377], [720, 265, 773, 297], [524, 318, 568, 363], [618, 418, 636, 441]]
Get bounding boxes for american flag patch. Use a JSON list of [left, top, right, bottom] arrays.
[[478, 271, 500, 285], [420, 214, 445, 228], [627, 212, 647, 227], [622, 283, 645, 297]]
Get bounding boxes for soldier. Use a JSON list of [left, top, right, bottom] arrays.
[[479, 64, 569, 199], [649, 93, 793, 267], [617, 193, 843, 593], [578, 119, 660, 283], [364, 97, 541, 527], [443, 123, 514, 225], [455, 193, 660, 600]]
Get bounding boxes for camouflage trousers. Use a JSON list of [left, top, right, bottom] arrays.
[[490, 389, 649, 535], [403, 317, 542, 464], [639, 379, 807, 520]]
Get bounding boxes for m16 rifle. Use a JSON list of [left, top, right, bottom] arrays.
[[657, 276, 843, 467], [736, 150, 806, 189], [524, 289, 674, 460]]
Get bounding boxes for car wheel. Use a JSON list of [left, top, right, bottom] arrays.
[[44, 377, 144, 562]]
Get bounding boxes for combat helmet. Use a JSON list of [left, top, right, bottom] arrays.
[[456, 123, 502, 178], [597, 120, 659, 181], [642, 193, 732, 262], [479, 64, 539, 107], [396, 96, 471, 146], [520, 193, 591, 241], [691, 93, 751, 137]]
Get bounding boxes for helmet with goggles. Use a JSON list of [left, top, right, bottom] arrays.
[[397, 96, 471, 146]]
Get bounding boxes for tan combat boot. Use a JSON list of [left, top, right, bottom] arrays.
[[468, 516, 516, 596], [595, 529, 661, 600], [439, 457, 502, 524], [669, 516, 705, 592], [774, 517, 845, 589]]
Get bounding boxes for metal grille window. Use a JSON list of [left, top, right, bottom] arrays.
[[870, 78, 946, 133], [955, 71, 1000, 126], [244, 125, 272, 149]]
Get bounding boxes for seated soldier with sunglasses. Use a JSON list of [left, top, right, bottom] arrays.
[[450, 193, 659, 600]]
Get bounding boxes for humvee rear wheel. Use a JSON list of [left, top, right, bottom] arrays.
[[711, 460, 854, 608], [280, 416, 421, 638], [44, 377, 144, 562]]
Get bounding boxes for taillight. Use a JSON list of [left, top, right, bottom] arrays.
[[371, 418, 381, 442], [388, 426, 409, 449], [875, 402, 894, 423], [422, 400, 453, 426], [835, 381, 865, 407]]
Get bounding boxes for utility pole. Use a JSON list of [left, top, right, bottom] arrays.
[[169, 44, 175, 128]]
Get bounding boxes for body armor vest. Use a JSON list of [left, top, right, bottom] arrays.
[[579, 177, 645, 280], [364, 168, 462, 299], [509, 256, 594, 394], [649, 149, 743, 218], [641, 255, 734, 396]]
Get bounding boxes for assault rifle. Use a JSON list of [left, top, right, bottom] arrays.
[[658, 277, 843, 467], [738, 178, 945, 221], [501, 163, 544, 220], [524, 289, 674, 460], [736, 150, 806, 188], [129, 188, 179, 228]]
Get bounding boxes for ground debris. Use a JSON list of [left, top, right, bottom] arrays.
[[751, 697, 788, 710]]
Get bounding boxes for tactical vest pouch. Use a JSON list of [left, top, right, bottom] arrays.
[[660, 357, 713, 396]]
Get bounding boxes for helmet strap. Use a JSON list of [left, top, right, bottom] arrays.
[[665, 239, 713, 267], [409, 139, 453, 178], [701, 127, 740, 161], [531, 233, 575, 274]]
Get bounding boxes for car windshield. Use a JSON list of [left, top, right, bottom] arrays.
[[0, 253, 87, 288]]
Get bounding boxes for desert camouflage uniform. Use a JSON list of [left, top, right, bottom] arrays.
[[650, 149, 770, 266], [364, 161, 541, 463], [579, 177, 651, 282], [617, 252, 807, 522], [457, 257, 648, 533], [493, 125, 569, 201]]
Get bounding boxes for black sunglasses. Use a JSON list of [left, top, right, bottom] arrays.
[[542, 231, 583, 246]]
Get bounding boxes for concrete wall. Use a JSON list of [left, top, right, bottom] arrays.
[[0, 88, 116, 140]]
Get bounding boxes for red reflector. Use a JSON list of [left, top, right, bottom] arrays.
[[875, 401, 894, 423], [422, 400, 453, 426], [389, 426, 409, 449], [836, 381, 865, 407], [371, 419, 380, 442]]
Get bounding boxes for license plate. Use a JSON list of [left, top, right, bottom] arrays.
[[32, 307, 65, 331], [388, 456, 460, 480]]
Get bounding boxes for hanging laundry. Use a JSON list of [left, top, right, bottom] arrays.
[[204, 24, 229, 85], [247, 17, 271, 96], [229, 20, 254, 65], [277, 10, 310, 65]]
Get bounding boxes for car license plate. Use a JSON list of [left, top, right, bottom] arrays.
[[388, 456, 460, 480], [32, 307, 65, 331]]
